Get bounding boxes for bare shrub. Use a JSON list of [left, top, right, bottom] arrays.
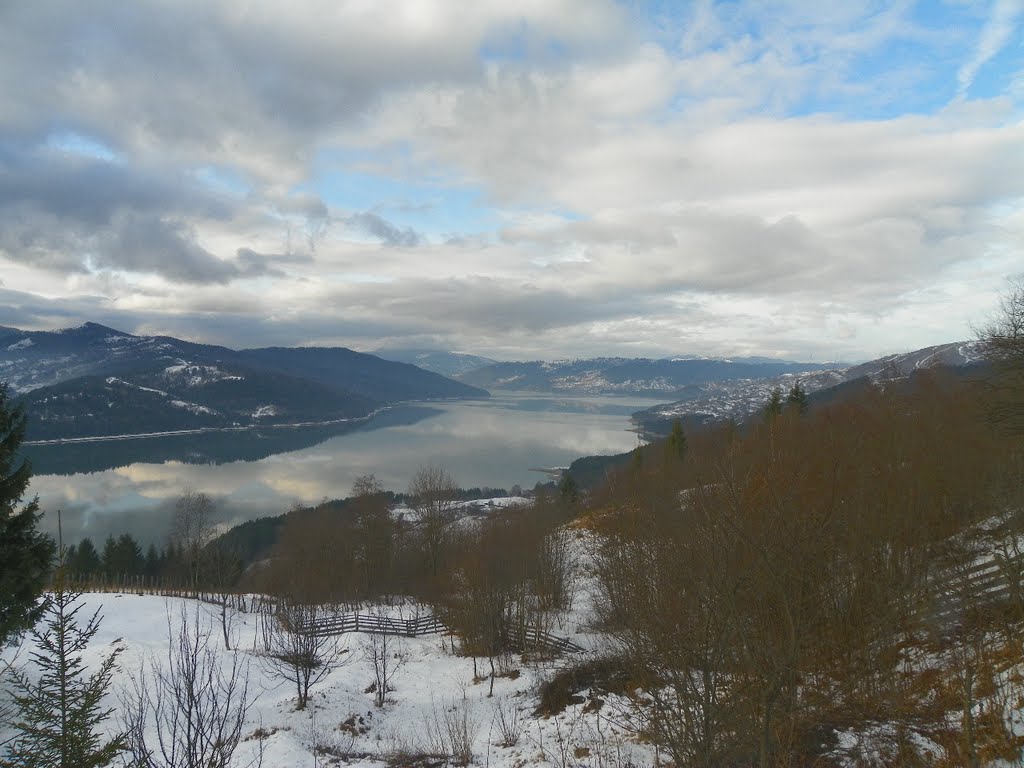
[[491, 696, 524, 748], [121, 605, 260, 768], [361, 607, 406, 708], [422, 693, 480, 767], [258, 601, 350, 710]]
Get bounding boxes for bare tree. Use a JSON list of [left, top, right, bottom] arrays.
[[205, 539, 243, 650], [362, 605, 406, 708], [352, 474, 397, 602], [978, 279, 1024, 434], [170, 490, 218, 596], [121, 605, 260, 768], [258, 601, 350, 711], [408, 464, 459, 581]]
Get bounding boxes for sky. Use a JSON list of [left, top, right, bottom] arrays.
[[0, 0, 1021, 362]]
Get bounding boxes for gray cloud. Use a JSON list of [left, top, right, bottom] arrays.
[[236, 247, 313, 278], [0, 147, 303, 283], [344, 212, 423, 248], [0, 2, 1017, 363], [98, 213, 239, 284], [0, 2, 623, 180], [0, 145, 236, 278], [0, 144, 231, 224]]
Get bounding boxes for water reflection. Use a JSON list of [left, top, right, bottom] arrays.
[[25, 392, 662, 545]]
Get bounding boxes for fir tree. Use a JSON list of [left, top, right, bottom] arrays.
[[666, 418, 687, 463], [785, 383, 809, 415], [558, 473, 579, 507], [69, 537, 102, 579], [143, 543, 161, 582], [0, 382, 55, 646], [763, 387, 784, 420], [1, 544, 125, 768]]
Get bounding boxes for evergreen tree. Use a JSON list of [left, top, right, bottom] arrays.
[[143, 543, 161, 582], [558, 473, 579, 507], [666, 418, 687, 463], [786, 383, 809, 415], [763, 387, 784, 420], [100, 535, 117, 579], [1, 547, 125, 767], [0, 383, 55, 646], [69, 537, 101, 578], [115, 533, 144, 576]]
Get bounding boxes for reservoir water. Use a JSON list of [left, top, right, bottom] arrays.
[[23, 391, 664, 545]]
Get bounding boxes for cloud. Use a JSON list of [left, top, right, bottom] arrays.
[[0, 1, 1020, 362], [98, 213, 241, 284], [957, 0, 1023, 97], [0, 1, 628, 180], [344, 212, 423, 247]]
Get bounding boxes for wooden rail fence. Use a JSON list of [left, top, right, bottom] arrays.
[[923, 543, 1024, 632], [290, 611, 587, 654]]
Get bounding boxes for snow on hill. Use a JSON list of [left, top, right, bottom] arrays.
[[0, 583, 649, 768], [634, 340, 984, 432], [456, 356, 839, 397]]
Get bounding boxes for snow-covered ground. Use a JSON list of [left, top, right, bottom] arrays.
[[0, 584, 650, 768]]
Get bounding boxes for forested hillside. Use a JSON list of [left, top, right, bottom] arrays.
[[1, 323, 487, 440]]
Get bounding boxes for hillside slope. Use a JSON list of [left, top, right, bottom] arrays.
[[456, 356, 838, 396], [1, 323, 486, 440], [632, 341, 986, 434]]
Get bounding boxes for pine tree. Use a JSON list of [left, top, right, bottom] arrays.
[[1, 546, 125, 768], [69, 537, 102, 579], [0, 382, 55, 646], [143, 543, 161, 582], [763, 387, 784, 420], [666, 418, 687, 463], [785, 383, 809, 415]]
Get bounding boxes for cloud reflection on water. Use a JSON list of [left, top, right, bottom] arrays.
[[27, 393, 661, 544]]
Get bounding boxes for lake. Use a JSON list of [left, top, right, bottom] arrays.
[[23, 391, 664, 545]]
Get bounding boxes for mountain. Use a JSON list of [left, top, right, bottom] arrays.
[[236, 347, 484, 403], [21, 362, 377, 441], [0, 323, 487, 441], [632, 341, 986, 435], [372, 348, 498, 378], [454, 356, 838, 396]]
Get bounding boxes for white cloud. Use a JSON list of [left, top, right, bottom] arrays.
[[0, 1, 1020, 361], [957, 0, 1023, 97]]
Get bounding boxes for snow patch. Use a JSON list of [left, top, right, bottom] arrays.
[[104, 376, 169, 397], [252, 405, 279, 418], [170, 400, 218, 416], [164, 363, 244, 387], [6, 338, 32, 351]]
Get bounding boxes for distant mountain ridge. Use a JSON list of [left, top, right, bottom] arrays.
[[454, 356, 838, 396], [632, 341, 986, 434], [0, 323, 487, 441], [372, 349, 498, 378]]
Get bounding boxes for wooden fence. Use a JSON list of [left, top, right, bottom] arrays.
[[922, 542, 1024, 633], [290, 610, 587, 654], [291, 612, 447, 638], [61, 574, 587, 654]]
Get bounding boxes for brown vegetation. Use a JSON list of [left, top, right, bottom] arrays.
[[589, 364, 1024, 766]]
